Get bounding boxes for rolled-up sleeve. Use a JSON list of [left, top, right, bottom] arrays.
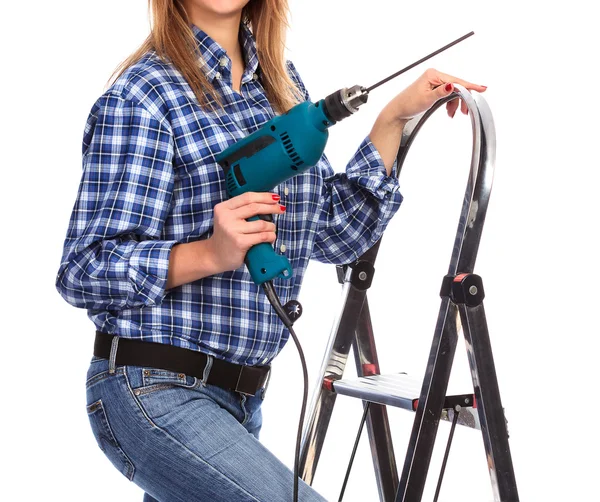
[[56, 92, 177, 310], [311, 139, 403, 265]]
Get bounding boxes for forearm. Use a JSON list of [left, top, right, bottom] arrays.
[[369, 107, 407, 175], [166, 239, 222, 290]]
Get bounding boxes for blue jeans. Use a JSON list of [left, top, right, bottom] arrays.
[[85, 356, 328, 502]]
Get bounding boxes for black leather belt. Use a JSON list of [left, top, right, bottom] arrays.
[[94, 332, 270, 396]]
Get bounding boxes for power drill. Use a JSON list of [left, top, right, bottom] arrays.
[[215, 85, 368, 285]]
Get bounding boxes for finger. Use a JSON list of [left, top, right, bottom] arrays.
[[226, 192, 280, 210], [243, 231, 277, 249], [236, 202, 286, 220], [241, 219, 277, 234], [436, 82, 455, 100], [436, 72, 487, 92], [426, 69, 447, 88], [446, 98, 460, 118], [461, 99, 469, 115]]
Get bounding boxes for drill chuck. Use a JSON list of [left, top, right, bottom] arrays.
[[323, 85, 369, 123]]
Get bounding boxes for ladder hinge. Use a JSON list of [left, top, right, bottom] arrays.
[[440, 273, 485, 306], [336, 261, 375, 290]]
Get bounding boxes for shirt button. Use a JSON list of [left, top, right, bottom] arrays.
[[252, 73, 259, 81], [219, 56, 228, 67], [284, 187, 289, 196], [215, 72, 221, 80], [280, 244, 287, 253]]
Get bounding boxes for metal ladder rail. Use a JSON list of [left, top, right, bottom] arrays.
[[393, 86, 518, 501], [299, 85, 517, 501]]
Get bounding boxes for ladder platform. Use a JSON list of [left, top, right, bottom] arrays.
[[332, 373, 481, 430]]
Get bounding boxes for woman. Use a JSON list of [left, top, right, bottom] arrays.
[[56, 0, 486, 500]]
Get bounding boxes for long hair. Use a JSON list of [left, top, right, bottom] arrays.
[[110, 0, 301, 113]]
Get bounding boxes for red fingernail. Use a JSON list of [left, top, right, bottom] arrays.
[[272, 194, 280, 201], [445, 83, 453, 92], [279, 205, 286, 212]]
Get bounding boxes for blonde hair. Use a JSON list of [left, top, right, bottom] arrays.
[[111, 0, 301, 113]]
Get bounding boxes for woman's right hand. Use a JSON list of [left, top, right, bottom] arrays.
[[166, 192, 285, 290], [206, 192, 286, 273]]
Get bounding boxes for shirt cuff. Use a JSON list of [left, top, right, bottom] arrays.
[[128, 240, 178, 306], [346, 137, 400, 200]]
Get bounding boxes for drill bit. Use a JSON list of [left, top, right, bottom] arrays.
[[366, 31, 475, 93]]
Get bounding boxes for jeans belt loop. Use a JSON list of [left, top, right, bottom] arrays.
[[108, 336, 119, 375], [235, 365, 270, 396], [201, 354, 213, 387], [235, 367, 251, 396]]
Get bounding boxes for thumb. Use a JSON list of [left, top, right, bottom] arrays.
[[437, 82, 454, 98]]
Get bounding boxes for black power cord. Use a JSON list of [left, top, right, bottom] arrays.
[[263, 281, 309, 502]]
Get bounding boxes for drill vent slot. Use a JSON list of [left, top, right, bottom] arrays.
[[226, 171, 239, 193], [225, 163, 247, 193], [280, 132, 305, 169]]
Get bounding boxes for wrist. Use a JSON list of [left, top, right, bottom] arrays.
[[379, 105, 409, 129], [166, 239, 224, 290], [194, 238, 224, 277]]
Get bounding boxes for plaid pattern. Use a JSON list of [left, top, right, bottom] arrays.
[[56, 24, 403, 366]]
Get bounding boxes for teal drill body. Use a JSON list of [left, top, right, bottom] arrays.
[[216, 86, 368, 285], [216, 100, 332, 285]]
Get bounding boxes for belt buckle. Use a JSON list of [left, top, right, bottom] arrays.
[[235, 365, 269, 396]]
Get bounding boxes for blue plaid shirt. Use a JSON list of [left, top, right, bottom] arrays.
[[56, 24, 403, 366]]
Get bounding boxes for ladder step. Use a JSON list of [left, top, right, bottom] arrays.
[[333, 373, 420, 411], [332, 373, 481, 430]]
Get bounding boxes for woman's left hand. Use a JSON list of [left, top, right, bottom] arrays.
[[370, 68, 487, 174], [382, 68, 487, 123]]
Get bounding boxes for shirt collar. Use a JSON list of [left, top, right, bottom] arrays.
[[191, 23, 259, 84]]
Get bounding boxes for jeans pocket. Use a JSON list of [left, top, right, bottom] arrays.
[[86, 399, 135, 481], [138, 367, 199, 395], [130, 368, 203, 423]]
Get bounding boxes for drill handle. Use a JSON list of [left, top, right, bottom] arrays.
[[245, 216, 292, 284]]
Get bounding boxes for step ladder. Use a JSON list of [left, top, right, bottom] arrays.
[[299, 85, 519, 502]]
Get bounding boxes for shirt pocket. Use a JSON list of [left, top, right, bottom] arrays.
[[86, 399, 135, 481]]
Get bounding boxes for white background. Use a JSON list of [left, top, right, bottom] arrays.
[[1, 1, 598, 501]]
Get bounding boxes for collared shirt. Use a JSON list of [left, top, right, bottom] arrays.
[[56, 24, 403, 366]]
